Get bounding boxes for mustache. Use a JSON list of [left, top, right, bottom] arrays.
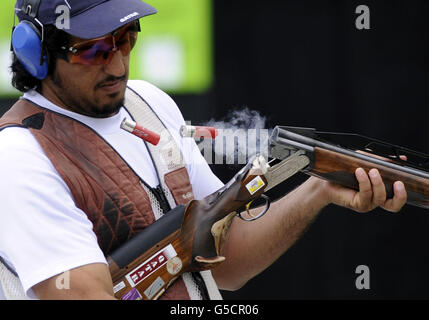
[[95, 75, 127, 89]]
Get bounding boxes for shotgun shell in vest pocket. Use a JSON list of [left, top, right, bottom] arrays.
[[180, 125, 218, 139], [121, 118, 161, 146]]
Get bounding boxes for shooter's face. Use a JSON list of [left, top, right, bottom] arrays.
[[41, 37, 130, 118]]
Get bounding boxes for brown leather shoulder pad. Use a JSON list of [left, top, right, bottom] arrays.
[[0, 99, 45, 129]]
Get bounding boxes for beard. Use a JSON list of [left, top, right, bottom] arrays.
[[50, 70, 127, 118], [88, 94, 125, 118]]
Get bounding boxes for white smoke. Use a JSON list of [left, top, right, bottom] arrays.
[[204, 107, 267, 131], [199, 107, 270, 165]]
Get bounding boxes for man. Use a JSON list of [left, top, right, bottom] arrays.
[[0, 0, 407, 300]]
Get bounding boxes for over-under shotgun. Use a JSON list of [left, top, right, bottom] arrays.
[[109, 126, 429, 300]]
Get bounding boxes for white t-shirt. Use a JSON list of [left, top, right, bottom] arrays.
[[0, 80, 224, 299]]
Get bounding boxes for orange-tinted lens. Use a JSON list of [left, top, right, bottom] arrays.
[[69, 38, 114, 65], [68, 26, 138, 65], [116, 31, 138, 57]]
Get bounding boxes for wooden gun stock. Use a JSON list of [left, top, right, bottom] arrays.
[[108, 156, 269, 300], [310, 147, 429, 207], [270, 126, 429, 209], [107, 205, 185, 300]]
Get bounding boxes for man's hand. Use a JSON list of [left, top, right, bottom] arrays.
[[322, 168, 407, 213]]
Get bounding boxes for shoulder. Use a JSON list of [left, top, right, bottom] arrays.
[[127, 80, 173, 102], [0, 126, 43, 155], [0, 126, 66, 187], [126, 80, 186, 127]]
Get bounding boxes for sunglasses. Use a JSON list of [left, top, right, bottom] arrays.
[[60, 21, 140, 65]]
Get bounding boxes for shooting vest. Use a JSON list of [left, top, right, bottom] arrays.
[[0, 87, 221, 300]]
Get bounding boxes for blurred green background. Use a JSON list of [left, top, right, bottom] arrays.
[[0, 0, 213, 97]]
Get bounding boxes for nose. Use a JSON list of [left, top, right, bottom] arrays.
[[103, 49, 126, 77]]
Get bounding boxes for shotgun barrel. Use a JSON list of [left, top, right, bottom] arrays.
[[269, 126, 429, 209]]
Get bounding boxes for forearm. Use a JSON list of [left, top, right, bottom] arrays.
[[212, 176, 329, 291], [33, 263, 117, 300], [36, 288, 117, 300]]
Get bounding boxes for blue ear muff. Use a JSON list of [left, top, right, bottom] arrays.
[[12, 21, 48, 80]]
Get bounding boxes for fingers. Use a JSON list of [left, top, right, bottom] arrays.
[[367, 169, 387, 206], [352, 168, 374, 212], [354, 168, 407, 213], [329, 167, 407, 213], [381, 181, 407, 212], [367, 169, 407, 212]]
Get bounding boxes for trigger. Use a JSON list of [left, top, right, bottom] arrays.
[[245, 201, 258, 219]]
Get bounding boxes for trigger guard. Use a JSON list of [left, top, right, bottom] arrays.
[[238, 194, 271, 222]]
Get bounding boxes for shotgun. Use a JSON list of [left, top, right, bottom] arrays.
[[109, 125, 429, 300]]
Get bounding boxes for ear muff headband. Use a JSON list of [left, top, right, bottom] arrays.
[[11, 0, 48, 80]]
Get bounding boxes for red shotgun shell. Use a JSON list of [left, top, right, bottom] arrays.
[[121, 118, 161, 146], [180, 125, 218, 139]]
